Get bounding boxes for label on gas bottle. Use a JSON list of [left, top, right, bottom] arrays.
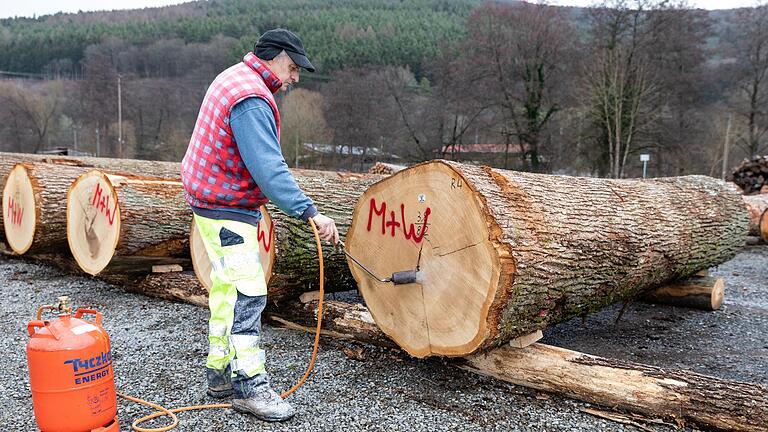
[[71, 323, 99, 335], [63, 351, 113, 386]]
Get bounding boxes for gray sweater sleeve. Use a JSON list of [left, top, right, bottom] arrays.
[[230, 97, 317, 221]]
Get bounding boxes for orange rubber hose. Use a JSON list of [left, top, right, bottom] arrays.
[[119, 218, 326, 432]]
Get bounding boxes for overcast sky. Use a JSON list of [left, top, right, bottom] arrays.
[[0, 0, 762, 19]]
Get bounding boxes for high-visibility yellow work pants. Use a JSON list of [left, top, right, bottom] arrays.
[[194, 214, 269, 396]]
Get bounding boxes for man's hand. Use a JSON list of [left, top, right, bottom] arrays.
[[311, 213, 339, 244]]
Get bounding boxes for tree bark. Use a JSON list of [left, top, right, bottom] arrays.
[[67, 170, 190, 276], [345, 160, 749, 357], [461, 344, 768, 432], [642, 276, 725, 311]]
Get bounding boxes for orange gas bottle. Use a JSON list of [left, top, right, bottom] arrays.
[[26, 296, 119, 432]]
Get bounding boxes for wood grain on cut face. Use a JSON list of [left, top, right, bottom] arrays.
[[3, 164, 36, 254], [68, 171, 122, 275], [347, 162, 499, 358]]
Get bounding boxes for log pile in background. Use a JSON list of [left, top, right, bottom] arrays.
[[368, 162, 406, 176], [346, 160, 749, 358], [731, 155, 768, 194]]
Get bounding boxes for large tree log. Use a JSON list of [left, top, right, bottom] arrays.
[[0, 152, 181, 245], [0, 152, 181, 178], [67, 170, 191, 275], [462, 344, 768, 432], [345, 160, 749, 358], [272, 299, 768, 432], [744, 194, 768, 238]]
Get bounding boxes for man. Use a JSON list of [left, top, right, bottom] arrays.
[[180, 28, 338, 422]]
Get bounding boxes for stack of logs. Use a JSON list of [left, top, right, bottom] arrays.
[[1, 152, 765, 431], [731, 155, 768, 194], [367, 162, 406, 176]]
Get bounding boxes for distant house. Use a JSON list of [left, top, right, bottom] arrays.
[[299, 143, 401, 171], [37, 147, 93, 157]]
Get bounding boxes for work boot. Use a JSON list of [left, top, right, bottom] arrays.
[[232, 388, 295, 422], [206, 366, 234, 398]]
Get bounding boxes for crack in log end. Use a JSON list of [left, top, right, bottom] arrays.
[[436, 240, 484, 257]]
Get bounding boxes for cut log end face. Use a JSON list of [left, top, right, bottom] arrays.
[[761, 209, 768, 243], [3, 164, 36, 254], [190, 205, 276, 292], [346, 161, 499, 358], [67, 171, 121, 275]]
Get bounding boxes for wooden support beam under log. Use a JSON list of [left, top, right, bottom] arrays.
[[643, 276, 725, 311], [345, 160, 749, 358], [461, 344, 768, 432], [271, 300, 768, 432]]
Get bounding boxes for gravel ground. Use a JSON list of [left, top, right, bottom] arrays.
[[1, 245, 766, 431]]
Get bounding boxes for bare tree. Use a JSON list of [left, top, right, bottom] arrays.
[[280, 88, 332, 168], [0, 81, 64, 153], [730, 3, 768, 157], [464, 2, 578, 172], [422, 45, 490, 163], [645, 2, 713, 175], [322, 67, 398, 171], [583, 0, 665, 178]]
